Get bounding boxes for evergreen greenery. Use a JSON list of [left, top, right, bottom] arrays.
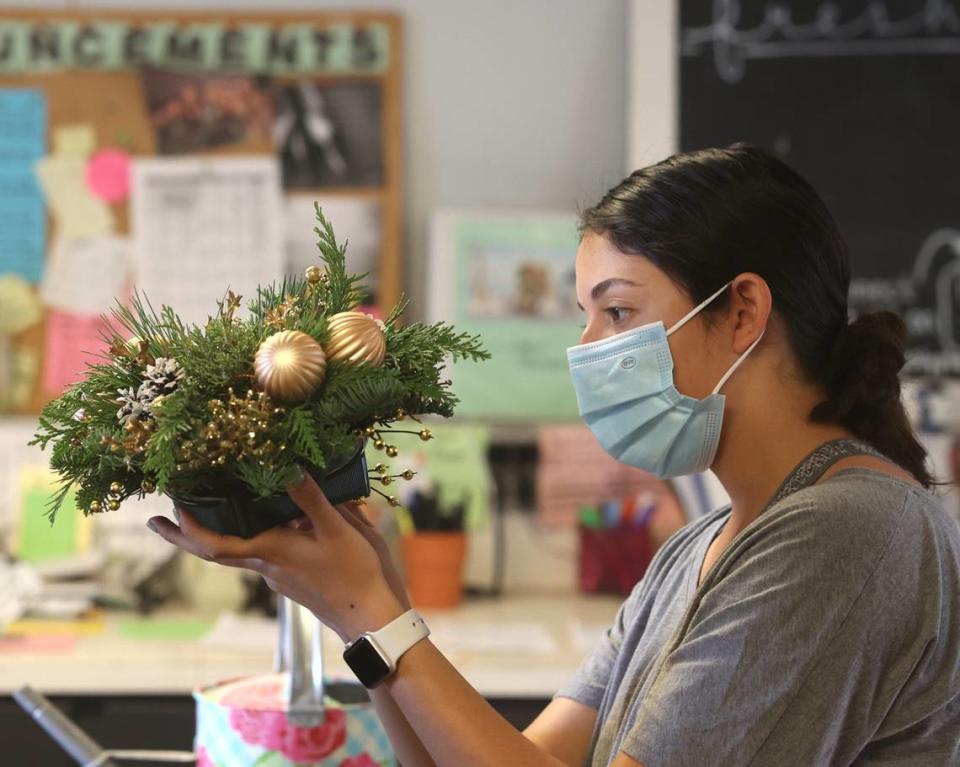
[[32, 204, 488, 522]]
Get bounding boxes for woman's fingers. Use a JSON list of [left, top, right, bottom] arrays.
[[286, 473, 351, 536], [148, 509, 283, 565]]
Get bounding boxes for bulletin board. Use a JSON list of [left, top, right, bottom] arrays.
[[0, 9, 402, 415]]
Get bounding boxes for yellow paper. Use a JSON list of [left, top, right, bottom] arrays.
[[34, 156, 114, 238], [52, 124, 96, 158], [5, 615, 105, 637], [14, 466, 92, 563]]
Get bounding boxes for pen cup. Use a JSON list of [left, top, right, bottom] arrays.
[[578, 523, 653, 596]]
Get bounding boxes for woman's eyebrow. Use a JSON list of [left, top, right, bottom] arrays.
[[577, 277, 640, 310]]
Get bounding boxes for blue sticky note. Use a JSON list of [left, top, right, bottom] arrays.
[[0, 89, 46, 283]]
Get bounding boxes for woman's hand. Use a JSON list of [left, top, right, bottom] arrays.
[[147, 474, 406, 643]]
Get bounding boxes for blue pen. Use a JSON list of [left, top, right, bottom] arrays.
[[600, 499, 622, 528]]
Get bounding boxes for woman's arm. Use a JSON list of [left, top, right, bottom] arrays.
[[147, 476, 593, 766], [367, 686, 437, 767]]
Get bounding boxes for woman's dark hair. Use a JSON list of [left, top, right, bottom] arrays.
[[581, 143, 933, 487]]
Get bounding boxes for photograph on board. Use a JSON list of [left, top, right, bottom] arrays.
[[142, 68, 275, 154], [272, 80, 384, 189]]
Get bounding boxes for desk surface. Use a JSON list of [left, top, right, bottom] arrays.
[[1, 591, 623, 699]]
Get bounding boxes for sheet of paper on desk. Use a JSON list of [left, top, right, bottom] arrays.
[[0, 89, 46, 282], [131, 157, 284, 327], [41, 234, 130, 314], [426, 620, 557, 655], [14, 467, 91, 564], [52, 124, 95, 158]]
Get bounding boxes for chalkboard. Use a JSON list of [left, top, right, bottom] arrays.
[[679, 0, 960, 377]]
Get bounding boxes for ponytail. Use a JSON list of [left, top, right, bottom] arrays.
[[810, 311, 933, 488]]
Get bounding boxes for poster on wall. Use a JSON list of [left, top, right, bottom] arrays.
[[428, 211, 582, 421]]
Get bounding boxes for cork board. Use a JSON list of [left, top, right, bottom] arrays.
[[0, 9, 402, 414]]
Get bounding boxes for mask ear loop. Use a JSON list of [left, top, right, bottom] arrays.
[[666, 281, 733, 338], [712, 331, 765, 395]]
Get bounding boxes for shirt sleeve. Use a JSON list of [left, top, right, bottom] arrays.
[[620, 496, 909, 766], [552, 586, 637, 710]]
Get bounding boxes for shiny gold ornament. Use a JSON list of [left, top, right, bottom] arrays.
[[305, 265, 324, 284], [325, 311, 386, 366], [109, 481, 123, 495], [108, 499, 121, 511], [395, 409, 407, 420], [388, 496, 400, 508], [386, 445, 398, 458], [142, 480, 156, 494], [419, 429, 433, 441], [402, 470, 415, 481], [88, 500, 102, 513], [374, 463, 387, 473], [380, 476, 392, 485], [364, 426, 376, 437], [373, 438, 385, 450], [254, 330, 327, 402]]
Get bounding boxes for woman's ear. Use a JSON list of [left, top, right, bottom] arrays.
[[729, 273, 772, 354]]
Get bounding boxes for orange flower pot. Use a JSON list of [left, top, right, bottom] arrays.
[[400, 531, 467, 609]]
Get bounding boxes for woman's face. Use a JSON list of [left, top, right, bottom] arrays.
[[574, 230, 730, 401]]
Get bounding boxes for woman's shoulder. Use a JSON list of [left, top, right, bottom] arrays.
[[754, 467, 960, 564]]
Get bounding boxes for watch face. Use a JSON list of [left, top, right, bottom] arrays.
[[343, 636, 391, 688]]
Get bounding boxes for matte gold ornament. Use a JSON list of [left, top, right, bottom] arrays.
[[325, 311, 386, 366], [254, 330, 327, 402]]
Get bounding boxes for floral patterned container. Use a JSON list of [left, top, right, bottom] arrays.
[[194, 673, 395, 767]]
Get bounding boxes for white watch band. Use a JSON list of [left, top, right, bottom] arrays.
[[360, 608, 430, 671]]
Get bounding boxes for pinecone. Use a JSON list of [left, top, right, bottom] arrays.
[[143, 358, 185, 394], [116, 386, 148, 425]]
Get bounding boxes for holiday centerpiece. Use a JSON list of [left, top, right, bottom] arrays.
[[31, 205, 489, 538]]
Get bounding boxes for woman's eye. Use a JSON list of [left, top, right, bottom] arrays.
[[606, 307, 631, 324]]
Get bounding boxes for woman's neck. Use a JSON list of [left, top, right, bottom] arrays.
[[710, 376, 855, 533]]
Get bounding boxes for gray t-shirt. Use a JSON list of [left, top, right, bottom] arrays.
[[555, 462, 960, 765]]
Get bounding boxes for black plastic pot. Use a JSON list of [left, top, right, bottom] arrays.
[[168, 443, 371, 539]]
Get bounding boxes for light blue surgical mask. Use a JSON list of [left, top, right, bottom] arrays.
[[567, 282, 763, 478]]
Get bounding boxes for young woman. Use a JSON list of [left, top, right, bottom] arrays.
[[149, 144, 960, 766]]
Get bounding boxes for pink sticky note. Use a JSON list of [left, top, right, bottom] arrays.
[[85, 148, 131, 203], [42, 310, 113, 394]]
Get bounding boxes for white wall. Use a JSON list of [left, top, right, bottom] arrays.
[[10, 0, 629, 317]]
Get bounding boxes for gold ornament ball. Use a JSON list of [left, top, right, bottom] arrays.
[[374, 463, 387, 473], [325, 311, 386, 366], [305, 265, 325, 284], [380, 475, 392, 485], [419, 429, 433, 441], [388, 496, 400, 508], [142, 480, 157, 494], [89, 500, 102, 513], [373, 438, 385, 450], [108, 499, 121, 511], [254, 330, 327, 402], [386, 445, 398, 458], [109, 481, 123, 495], [402, 470, 415, 481]]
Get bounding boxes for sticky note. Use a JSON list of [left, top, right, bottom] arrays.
[[118, 618, 212, 641], [86, 148, 131, 202], [53, 124, 96, 157], [14, 467, 91, 563]]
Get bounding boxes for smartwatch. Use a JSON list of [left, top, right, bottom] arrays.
[[342, 608, 430, 689]]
